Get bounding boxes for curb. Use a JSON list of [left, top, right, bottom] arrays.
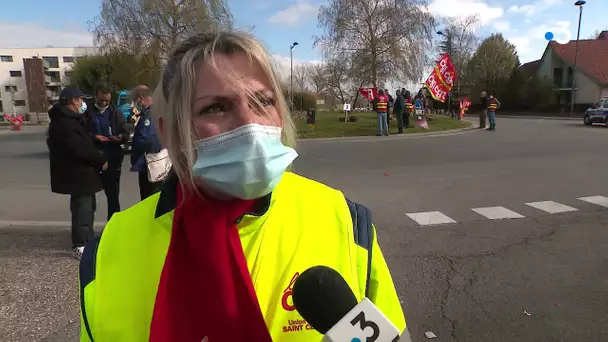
[[464, 114, 582, 121], [300, 121, 478, 143]]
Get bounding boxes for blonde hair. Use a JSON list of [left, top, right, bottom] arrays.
[[152, 31, 297, 190]]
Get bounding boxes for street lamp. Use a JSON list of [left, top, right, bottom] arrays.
[[290, 41, 299, 109], [570, 0, 586, 117]]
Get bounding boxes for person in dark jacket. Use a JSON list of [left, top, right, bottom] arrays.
[[84, 84, 130, 221], [479, 91, 489, 129], [47, 87, 107, 260], [130, 86, 163, 200], [393, 89, 405, 134]]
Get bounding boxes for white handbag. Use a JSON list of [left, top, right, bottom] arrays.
[[145, 148, 172, 183]]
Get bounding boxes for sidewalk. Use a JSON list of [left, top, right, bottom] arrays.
[[0, 125, 48, 135]]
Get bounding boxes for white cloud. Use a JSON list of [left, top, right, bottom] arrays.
[[493, 20, 510, 32], [428, 0, 503, 25], [268, 3, 319, 26], [271, 54, 323, 79], [508, 0, 564, 17], [0, 21, 93, 48], [507, 20, 572, 63]]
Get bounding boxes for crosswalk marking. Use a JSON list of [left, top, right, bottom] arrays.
[[577, 196, 608, 208], [406, 211, 456, 226], [471, 206, 524, 220], [525, 201, 578, 214]]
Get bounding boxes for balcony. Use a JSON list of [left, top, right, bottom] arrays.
[[42, 59, 50, 69], [44, 75, 51, 83]]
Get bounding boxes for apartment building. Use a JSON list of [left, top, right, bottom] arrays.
[[0, 47, 98, 115]]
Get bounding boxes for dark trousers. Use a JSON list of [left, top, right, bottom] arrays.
[[70, 194, 96, 248], [396, 111, 404, 133], [138, 171, 163, 201], [101, 169, 121, 221], [480, 109, 487, 128]]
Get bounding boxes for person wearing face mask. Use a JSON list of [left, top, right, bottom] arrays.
[[84, 84, 130, 221], [47, 87, 108, 260], [78, 32, 406, 342], [130, 86, 164, 200]]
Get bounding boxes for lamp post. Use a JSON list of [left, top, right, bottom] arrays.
[[570, 0, 586, 117], [437, 30, 454, 116], [290, 41, 299, 109]]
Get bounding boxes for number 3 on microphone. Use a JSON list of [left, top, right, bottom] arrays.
[[350, 312, 400, 342]]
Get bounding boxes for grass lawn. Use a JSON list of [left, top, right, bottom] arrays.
[[296, 111, 472, 139]]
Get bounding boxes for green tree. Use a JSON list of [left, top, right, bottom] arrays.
[[67, 53, 161, 94], [466, 34, 519, 97]]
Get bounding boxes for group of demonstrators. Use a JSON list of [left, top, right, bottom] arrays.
[[372, 88, 427, 136], [44, 31, 408, 341]]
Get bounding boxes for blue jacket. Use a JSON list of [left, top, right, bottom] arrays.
[[130, 107, 162, 172]]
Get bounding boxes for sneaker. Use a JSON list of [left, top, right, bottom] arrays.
[[72, 246, 85, 260]]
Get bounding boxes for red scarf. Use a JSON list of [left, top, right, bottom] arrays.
[[149, 185, 273, 342]]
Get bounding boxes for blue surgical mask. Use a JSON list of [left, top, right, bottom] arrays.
[[192, 124, 298, 200], [79, 101, 88, 114]]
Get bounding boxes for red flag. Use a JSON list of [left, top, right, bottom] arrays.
[[359, 87, 378, 101], [436, 54, 457, 89], [424, 69, 450, 102]]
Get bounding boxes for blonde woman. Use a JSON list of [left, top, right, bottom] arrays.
[[78, 31, 406, 342]]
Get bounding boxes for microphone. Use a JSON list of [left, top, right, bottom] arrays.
[[292, 266, 402, 342]]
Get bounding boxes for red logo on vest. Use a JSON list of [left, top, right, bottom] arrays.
[[281, 272, 299, 311]]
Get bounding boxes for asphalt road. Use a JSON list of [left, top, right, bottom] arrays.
[[1, 117, 607, 341]]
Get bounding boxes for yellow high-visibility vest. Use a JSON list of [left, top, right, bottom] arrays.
[[79, 172, 406, 341]]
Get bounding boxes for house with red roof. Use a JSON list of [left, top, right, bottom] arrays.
[[524, 30, 608, 108]]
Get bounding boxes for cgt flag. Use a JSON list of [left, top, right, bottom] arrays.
[[424, 54, 457, 103], [359, 87, 378, 101]]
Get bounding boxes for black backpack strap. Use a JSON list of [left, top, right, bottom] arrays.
[[346, 198, 374, 298], [79, 236, 101, 342]]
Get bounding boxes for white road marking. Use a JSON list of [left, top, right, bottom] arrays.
[[471, 206, 525, 220], [406, 211, 457, 226], [525, 201, 578, 214], [577, 196, 608, 208]]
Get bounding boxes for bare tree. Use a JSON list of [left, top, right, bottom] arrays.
[[437, 15, 480, 90], [91, 0, 233, 58], [316, 0, 435, 87], [292, 65, 309, 92], [324, 59, 351, 105], [307, 63, 327, 94]]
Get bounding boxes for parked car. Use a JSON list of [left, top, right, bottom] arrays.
[[583, 97, 608, 125]]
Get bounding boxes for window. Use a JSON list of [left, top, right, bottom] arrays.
[[9, 70, 22, 77], [4, 85, 17, 92], [604, 100, 608, 108], [0, 55, 13, 62], [0, 101, 3, 112], [42, 56, 59, 68], [63, 56, 75, 63], [64, 71, 74, 79], [14, 100, 26, 106], [594, 100, 603, 109]]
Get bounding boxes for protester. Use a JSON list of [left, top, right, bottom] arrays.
[[78, 31, 406, 342], [85, 84, 129, 221], [375, 89, 390, 136], [130, 86, 164, 200], [479, 91, 488, 129], [394, 89, 405, 134], [404, 90, 414, 129], [386, 88, 394, 130], [487, 94, 501, 131], [47, 87, 107, 260], [306, 107, 315, 130]]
